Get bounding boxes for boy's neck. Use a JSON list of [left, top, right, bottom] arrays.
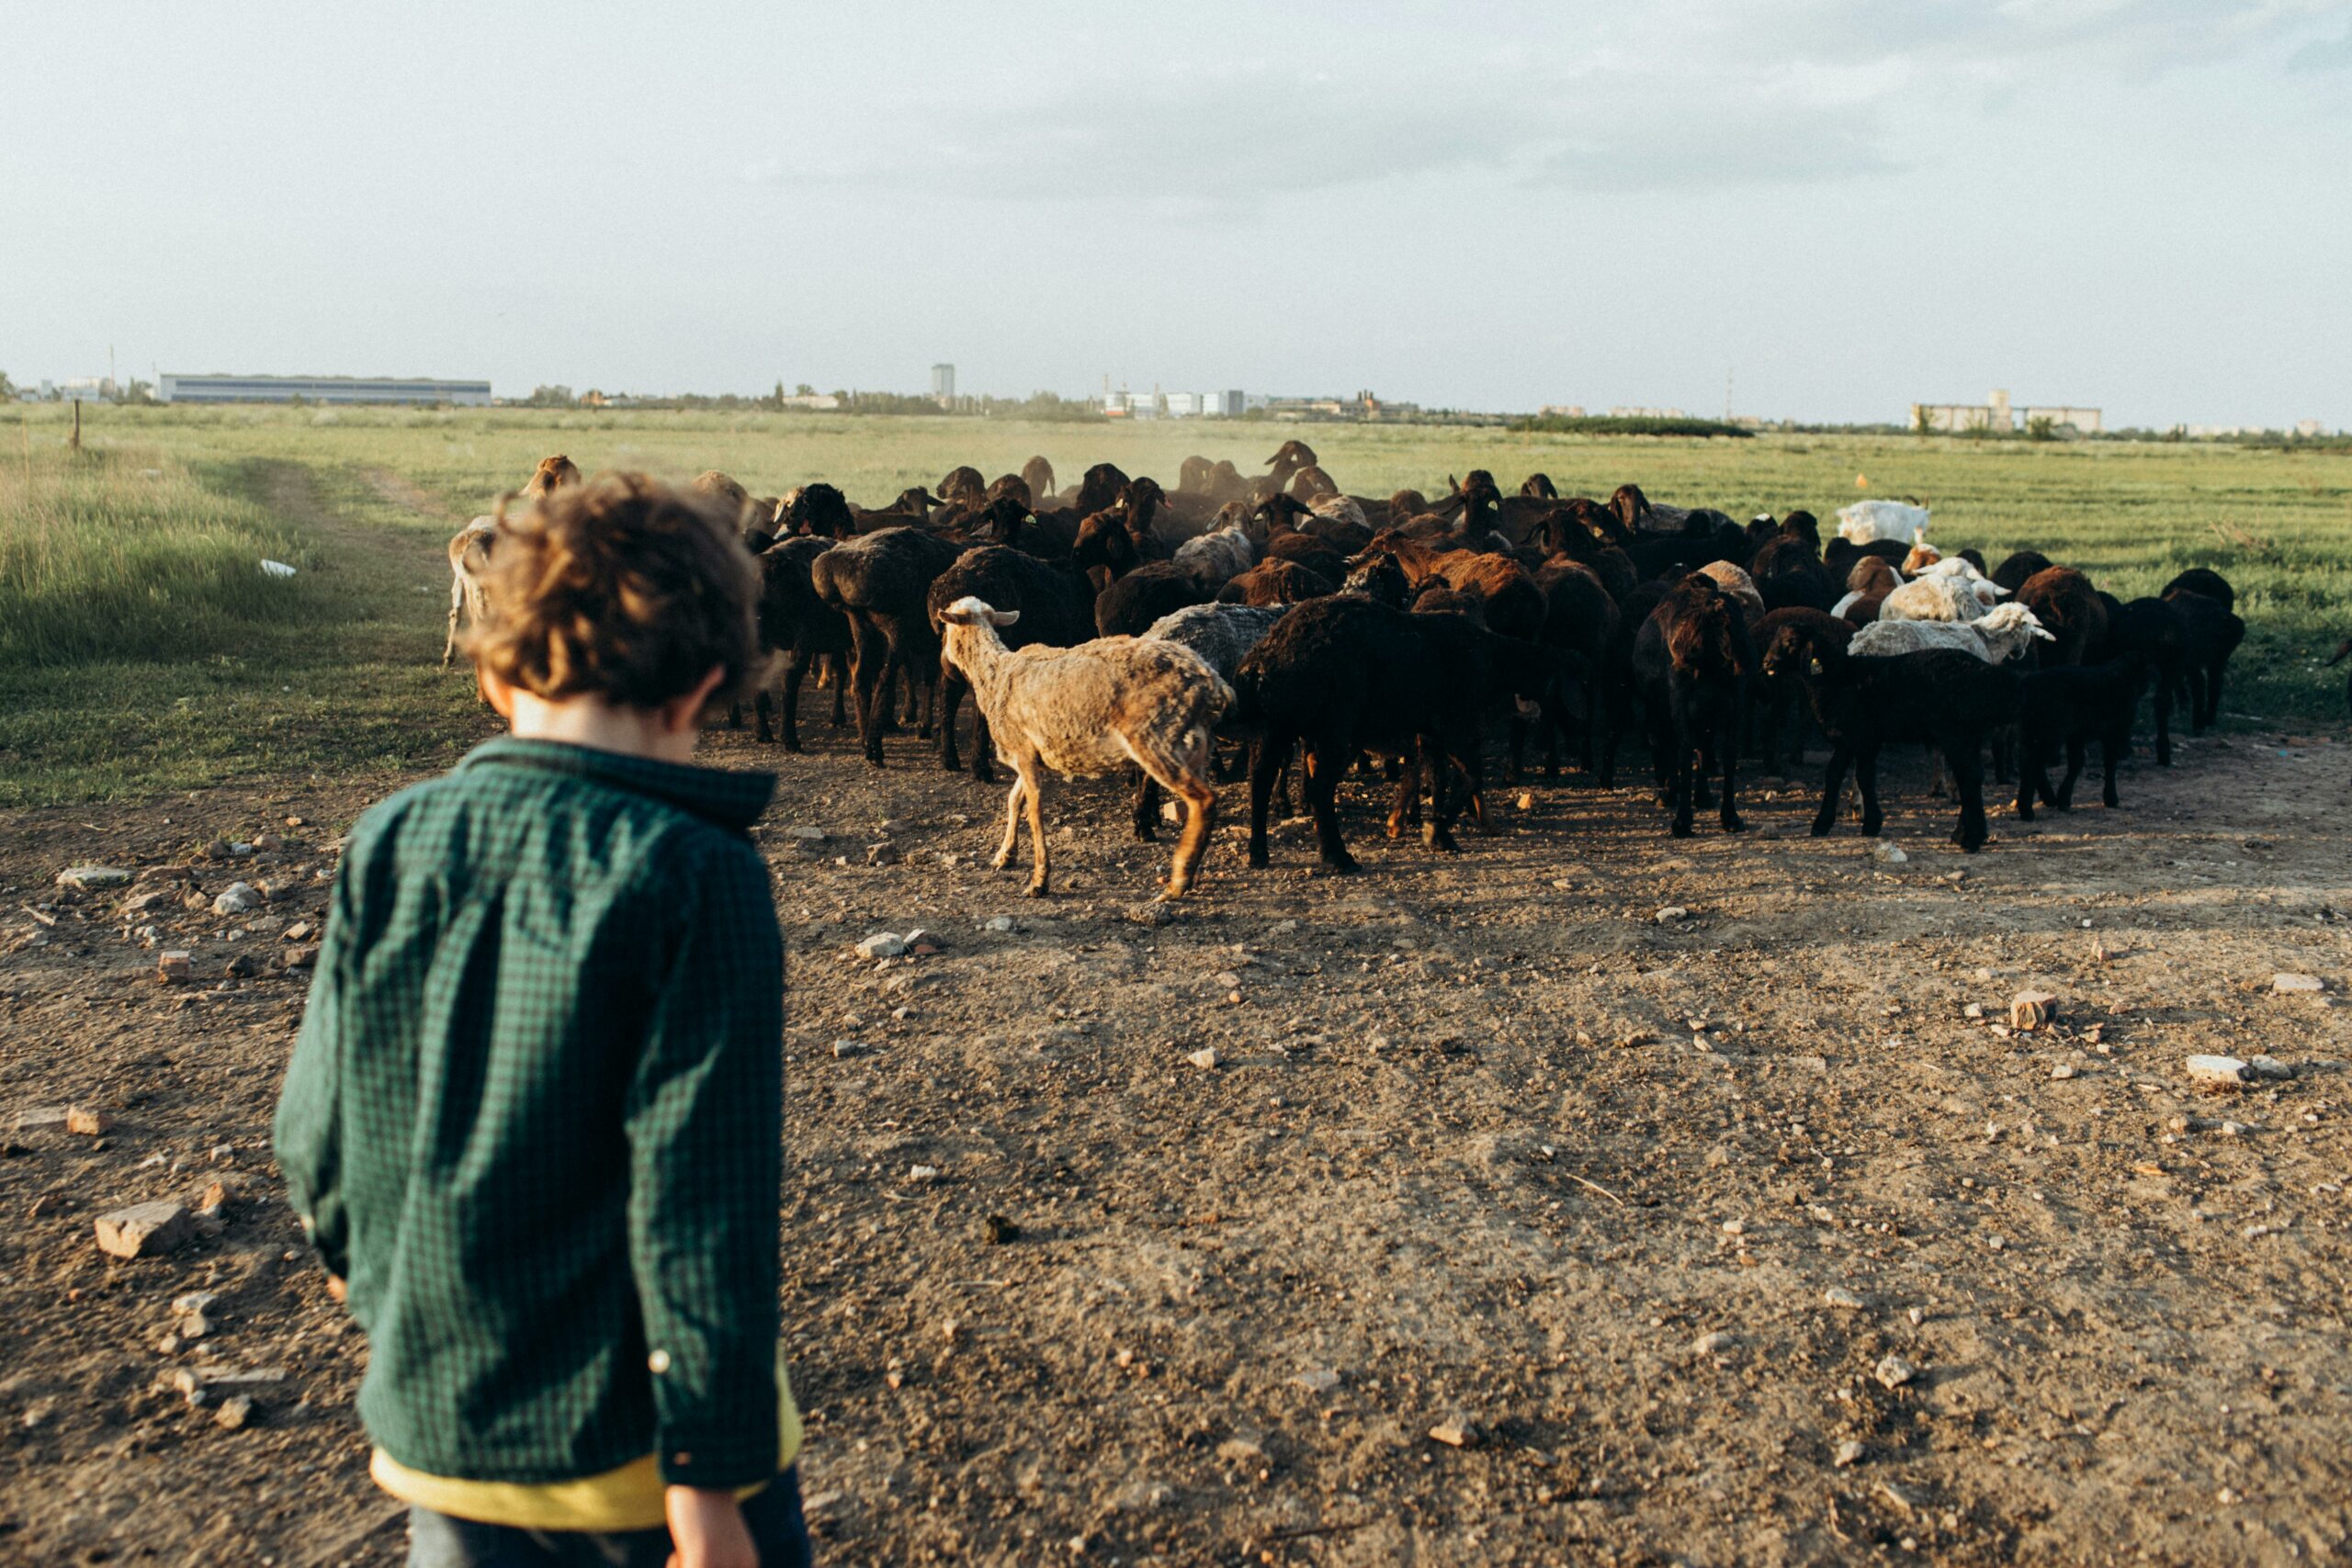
[[506, 691, 702, 766]]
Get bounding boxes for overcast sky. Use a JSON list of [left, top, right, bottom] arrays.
[[6, 2, 2348, 426]]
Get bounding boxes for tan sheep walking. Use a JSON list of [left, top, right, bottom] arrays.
[[442, 456, 580, 665], [938, 596, 1231, 899]]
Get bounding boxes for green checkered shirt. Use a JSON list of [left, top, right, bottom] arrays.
[[274, 738, 786, 1490]]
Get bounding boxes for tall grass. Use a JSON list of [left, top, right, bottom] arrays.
[[0, 444, 320, 668]]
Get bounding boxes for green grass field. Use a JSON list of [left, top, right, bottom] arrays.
[[4, 402, 2346, 806]]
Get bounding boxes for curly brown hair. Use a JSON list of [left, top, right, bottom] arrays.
[[464, 472, 760, 710]]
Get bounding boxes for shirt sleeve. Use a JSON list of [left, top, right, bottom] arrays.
[[271, 825, 369, 1286], [624, 837, 785, 1490]]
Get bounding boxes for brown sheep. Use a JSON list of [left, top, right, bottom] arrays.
[[443, 456, 581, 664], [1218, 558, 1334, 606], [2015, 566, 2109, 668], [1021, 455, 1057, 505]]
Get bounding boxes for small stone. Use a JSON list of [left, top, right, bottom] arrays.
[[1833, 1438, 1865, 1468], [865, 842, 898, 866], [2009, 990, 2059, 1031], [830, 1040, 861, 1059], [173, 1291, 219, 1314], [1823, 1287, 1866, 1310], [1291, 1368, 1340, 1393], [284, 943, 320, 970], [178, 1310, 214, 1340], [2051, 1064, 2078, 1080], [1962, 1002, 1984, 1020], [211, 882, 263, 917], [223, 953, 258, 979], [1691, 1330, 1736, 1355], [1186, 1047, 1221, 1070], [2247, 1055, 2295, 1080], [1126, 901, 1176, 928], [122, 888, 174, 915], [1874, 1354, 1917, 1390], [57, 865, 133, 891], [157, 952, 193, 984], [96, 1201, 195, 1258], [1214, 971, 1241, 989], [1871, 841, 1907, 864], [788, 826, 827, 842], [1719, 1218, 1745, 1236], [982, 1214, 1020, 1246], [156, 1333, 181, 1355], [854, 932, 908, 960], [907, 1165, 941, 1182], [280, 920, 316, 942], [1656, 906, 1690, 924], [215, 1394, 254, 1430], [2273, 972, 2325, 994], [2186, 1055, 2252, 1092], [1215, 1434, 1267, 1464], [13, 1107, 68, 1131], [65, 1106, 115, 1136], [982, 915, 1014, 932], [1515, 793, 1534, 812], [1428, 1416, 1485, 1449]]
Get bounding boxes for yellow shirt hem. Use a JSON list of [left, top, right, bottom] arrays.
[[371, 1358, 803, 1532]]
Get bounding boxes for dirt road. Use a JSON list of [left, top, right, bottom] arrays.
[[2, 720, 2346, 1565]]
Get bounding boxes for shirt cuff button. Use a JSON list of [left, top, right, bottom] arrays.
[[648, 1349, 672, 1374]]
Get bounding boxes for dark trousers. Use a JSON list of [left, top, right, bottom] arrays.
[[406, 1467, 813, 1567]]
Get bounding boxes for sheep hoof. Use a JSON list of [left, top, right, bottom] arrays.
[[991, 852, 1013, 871], [1022, 881, 1049, 897], [1323, 855, 1361, 875], [1669, 819, 1694, 839], [1247, 847, 1271, 869], [1721, 813, 1746, 833], [1810, 819, 1834, 838]]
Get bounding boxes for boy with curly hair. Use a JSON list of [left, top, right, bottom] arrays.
[[277, 472, 810, 1567]]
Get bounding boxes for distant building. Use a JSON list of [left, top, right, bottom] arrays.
[[1539, 404, 1587, 418], [1204, 389, 1245, 417], [158, 374, 490, 406], [1911, 389, 2101, 434], [2296, 419, 2327, 438], [1610, 405, 1689, 420], [930, 364, 956, 406]]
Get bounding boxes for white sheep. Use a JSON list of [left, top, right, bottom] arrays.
[[1837, 499, 1931, 545], [1850, 603, 2054, 664], [1696, 561, 1765, 619], [1879, 573, 1984, 623], [1170, 518, 1258, 589], [1307, 493, 1370, 532], [937, 596, 1233, 899], [441, 514, 498, 665]]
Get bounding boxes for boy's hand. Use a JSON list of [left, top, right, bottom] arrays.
[[664, 1486, 757, 1568]]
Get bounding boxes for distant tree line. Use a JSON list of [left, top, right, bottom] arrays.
[[1508, 413, 1755, 439]]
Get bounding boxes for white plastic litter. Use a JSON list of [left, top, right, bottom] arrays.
[[259, 559, 298, 578]]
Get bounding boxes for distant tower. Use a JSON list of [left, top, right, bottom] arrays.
[[931, 364, 956, 407]]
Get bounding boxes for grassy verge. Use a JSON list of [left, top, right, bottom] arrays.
[[1, 405, 2344, 805]]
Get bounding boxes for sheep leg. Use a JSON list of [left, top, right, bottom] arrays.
[[2200, 657, 2225, 730], [1716, 706, 1744, 833], [1133, 772, 1160, 842], [1667, 698, 1697, 840], [1422, 739, 1464, 854], [847, 617, 889, 767], [1854, 746, 1885, 838], [2150, 666, 2174, 765], [754, 688, 775, 745], [1812, 743, 1852, 837], [2053, 734, 2086, 810], [443, 575, 466, 666], [828, 655, 848, 728], [1949, 742, 1990, 852], [937, 661, 967, 773], [2014, 750, 2038, 822], [1141, 739, 1217, 899], [1247, 738, 1282, 868], [994, 772, 1025, 871], [777, 656, 807, 752], [2099, 728, 2124, 808], [1305, 739, 1359, 874], [1385, 752, 1417, 840], [1018, 753, 1051, 896], [1505, 714, 1527, 784]]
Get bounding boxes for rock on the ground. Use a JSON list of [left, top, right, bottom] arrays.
[[65, 1106, 114, 1136], [2009, 990, 2060, 1030], [1823, 1287, 1866, 1310], [1874, 1354, 1918, 1390], [215, 1394, 254, 1430], [854, 931, 908, 960], [1186, 1047, 1221, 1070], [1428, 1416, 1485, 1449], [1871, 841, 1908, 864], [982, 915, 1014, 932], [1834, 1438, 1865, 1467], [2247, 1055, 2296, 1080], [57, 865, 132, 891], [2273, 972, 2325, 994], [1656, 906, 1690, 924], [157, 951, 193, 984], [2186, 1055, 2252, 1091], [96, 1201, 195, 1259], [1692, 1330, 1736, 1355], [211, 882, 263, 916]]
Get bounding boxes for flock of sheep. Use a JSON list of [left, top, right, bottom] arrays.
[[447, 444, 2250, 900]]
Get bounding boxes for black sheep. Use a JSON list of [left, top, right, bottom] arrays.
[[750, 536, 853, 751], [1760, 619, 2021, 852], [2163, 568, 2235, 613], [2094, 593, 2189, 765], [925, 546, 1096, 779], [1532, 558, 1620, 778], [1630, 576, 1756, 837], [1340, 552, 1413, 608], [1747, 607, 1852, 773], [1233, 597, 1568, 873], [1095, 561, 1210, 637], [2014, 655, 2151, 818], [783, 481, 856, 539], [809, 525, 965, 766], [1992, 549, 2054, 597], [2165, 586, 2246, 732], [1749, 535, 1835, 615]]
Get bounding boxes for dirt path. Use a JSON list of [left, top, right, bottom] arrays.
[[1, 718, 2346, 1565]]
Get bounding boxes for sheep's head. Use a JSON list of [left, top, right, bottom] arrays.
[[938, 466, 987, 505], [782, 482, 853, 538], [986, 474, 1033, 509], [1265, 439, 1318, 471], [1522, 472, 1559, 500], [939, 596, 1019, 629], [524, 454, 582, 498], [1120, 477, 1168, 526], [1610, 483, 1653, 529], [968, 496, 1036, 547]]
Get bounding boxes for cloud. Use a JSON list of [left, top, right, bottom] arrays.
[[2288, 24, 2352, 67]]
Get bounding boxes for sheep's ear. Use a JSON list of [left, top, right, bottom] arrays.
[[990, 608, 1021, 627]]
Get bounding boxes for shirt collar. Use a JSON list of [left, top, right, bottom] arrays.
[[458, 738, 776, 833]]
